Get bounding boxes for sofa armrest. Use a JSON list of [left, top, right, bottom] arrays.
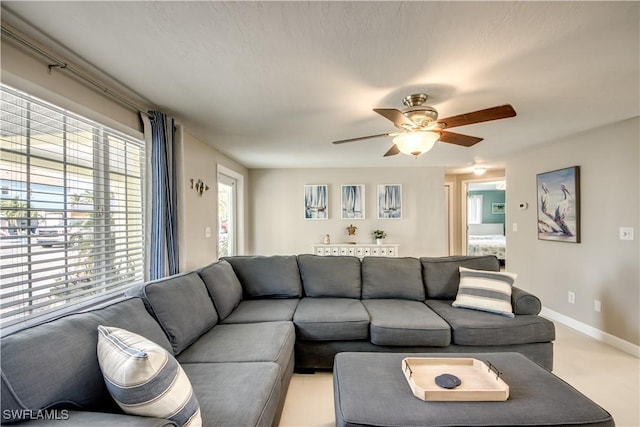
[[512, 287, 542, 315]]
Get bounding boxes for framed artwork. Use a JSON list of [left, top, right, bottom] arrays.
[[377, 184, 402, 219], [536, 166, 580, 243], [492, 203, 505, 214], [304, 184, 328, 220], [341, 185, 365, 219]]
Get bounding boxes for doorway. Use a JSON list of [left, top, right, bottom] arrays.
[[464, 179, 506, 265], [218, 173, 236, 258]]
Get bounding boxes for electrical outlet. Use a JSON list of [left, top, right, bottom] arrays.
[[620, 227, 634, 241], [568, 291, 575, 304], [594, 300, 602, 312], [205, 226, 211, 238], [512, 223, 518, 232]]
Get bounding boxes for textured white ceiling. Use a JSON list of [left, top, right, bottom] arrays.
[[3, 1, 639, 170]]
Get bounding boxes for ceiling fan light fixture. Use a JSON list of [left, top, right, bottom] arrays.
[[393, 131, 439, 158], [473, 166, 487, 175]]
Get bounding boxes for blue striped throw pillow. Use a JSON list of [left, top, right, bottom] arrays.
[[97, 326, 202, 427], [452, 267, 517, 318]]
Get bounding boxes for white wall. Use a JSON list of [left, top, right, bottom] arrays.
[[1, 37, 142, 136], [2, 37, 250, 274], [249, 167, 447, 257], [177, 130, 249, 272], [506, 117, 639, 346]]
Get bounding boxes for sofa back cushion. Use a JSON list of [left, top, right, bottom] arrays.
[[421, 255, 500, 299], [362, 257, 424, 301], [223, 255, 302, 299], [0, 298, 172, 422], [298, 254, 361, 298], [198, 260, 243, 320], [133, 272, 218, 355]]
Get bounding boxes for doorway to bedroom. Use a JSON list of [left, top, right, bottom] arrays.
[[465, 180, 506, 266]]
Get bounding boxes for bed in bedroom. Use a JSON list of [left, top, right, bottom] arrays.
[[468, 223, 506, 261]]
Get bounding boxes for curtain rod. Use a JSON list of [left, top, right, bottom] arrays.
[[1, 23, 153, 118]]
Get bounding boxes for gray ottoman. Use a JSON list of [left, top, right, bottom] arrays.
[[334, 352, 614, 427]]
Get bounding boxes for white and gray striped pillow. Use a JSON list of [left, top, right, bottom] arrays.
[[452, 267, 517, 318], [97, 326, 202, 427]]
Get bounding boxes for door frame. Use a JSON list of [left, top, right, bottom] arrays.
[[217, 164, 245, 257], [461, 176, 506, 255]]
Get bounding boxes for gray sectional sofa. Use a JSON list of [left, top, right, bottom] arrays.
[[1, 254, 555, 427]]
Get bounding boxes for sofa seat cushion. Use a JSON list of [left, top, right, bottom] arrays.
[[223, 255, 302, 298], [197, 260, 243, 320], [361, 299, 451, 347], [293, 298, 369, 341], [176, 321, 295, 378], [132, 272, 218, 355], [182, 362, 281, 427], [362, 257, 424, 301], [421, 255, 500, 299], [426, 299, 556, 346], [297, 254, 362, 298], [0, 298, 172, 423], [221, 299, 299, 324]]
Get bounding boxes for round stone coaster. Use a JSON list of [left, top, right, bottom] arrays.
[[435, 373, 461, 389]]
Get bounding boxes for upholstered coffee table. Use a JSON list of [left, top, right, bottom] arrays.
[[333, 352, 614, 427]]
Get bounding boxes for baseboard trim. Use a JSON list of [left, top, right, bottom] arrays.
[[541, 307, 640, 358]]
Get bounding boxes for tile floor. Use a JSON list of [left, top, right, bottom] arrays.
[[279, 322, 640, 427]]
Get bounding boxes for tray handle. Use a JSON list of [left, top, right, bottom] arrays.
[[485, 360, 503, 381]]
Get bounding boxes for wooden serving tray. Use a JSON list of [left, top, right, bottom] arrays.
[[402, 357, 509, 401]]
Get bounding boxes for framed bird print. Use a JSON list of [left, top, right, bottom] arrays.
[[536, 166, 580, 243]]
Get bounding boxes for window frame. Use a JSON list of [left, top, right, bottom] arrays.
[[0, 84, 146, 332]]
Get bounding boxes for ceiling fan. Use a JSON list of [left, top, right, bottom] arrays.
[[332, 93, 516, 158]]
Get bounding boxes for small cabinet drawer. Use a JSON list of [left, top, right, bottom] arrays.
[[312, 244, 399, 258]]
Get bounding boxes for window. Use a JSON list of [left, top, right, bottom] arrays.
[[0, 85, 145, 330], [468, 194, 483, 225]]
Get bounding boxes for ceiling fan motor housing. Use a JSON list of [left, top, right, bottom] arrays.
[[403, 106, 438, 128], [402, 93, 438, 128]]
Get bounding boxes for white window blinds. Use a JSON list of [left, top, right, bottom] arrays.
[[0, 85, 145, 330]]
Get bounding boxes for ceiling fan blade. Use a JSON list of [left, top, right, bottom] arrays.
[[438, 104, 516, 129], [332, 133, 391, 144], [383, 144, 400, 157], [373, 108, 416, 128], [438, 130, 484, 147]]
